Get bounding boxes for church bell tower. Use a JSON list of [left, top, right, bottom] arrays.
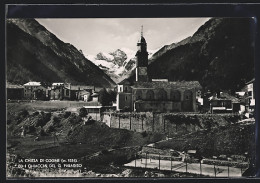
[[136, 26, 149, 82]]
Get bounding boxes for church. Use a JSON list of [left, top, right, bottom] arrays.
[[116, 28, 202, 112]]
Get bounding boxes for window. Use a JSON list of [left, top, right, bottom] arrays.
[[125, 87, 128, 92], [146, 90, 154, 100], [125, 96, 128, 101], [170, 90, 181, 101], [136, 90, 142, 100], [157, 89, 167, 100], [184, 90, 192, 100]]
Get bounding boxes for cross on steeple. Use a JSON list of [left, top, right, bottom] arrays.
[[141, 25, 143, 37]]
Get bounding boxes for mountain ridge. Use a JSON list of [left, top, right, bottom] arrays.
[[6, 19, 116, 87], [127, 18, 254, 92]]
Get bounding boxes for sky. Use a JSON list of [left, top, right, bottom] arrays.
[[36, 18, 210, 56]]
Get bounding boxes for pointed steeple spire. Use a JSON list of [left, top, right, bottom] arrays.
[[141, 25, 143, 37]]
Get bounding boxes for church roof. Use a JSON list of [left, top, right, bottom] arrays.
[[138, 36, 147, 44], [131, 81, 202, 89], [118, 79, 131, 85]]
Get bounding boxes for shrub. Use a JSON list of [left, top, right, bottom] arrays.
[[67, 129, 72, 136], [79, 108, 88, 117], [141, 131, 148, 138], [39, 129, 46, 136], [53, 116, 61, 124], [15, 109, 29, 124], [63, 111, 71, 118], [27, 125, 36, 133], [101, 149, 110, 155], [32, 111, 39, 116], [69, 113, 82, 125], [46, 125, 55, 133]]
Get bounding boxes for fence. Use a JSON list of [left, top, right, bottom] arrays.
[[125, 152, 249, 177]]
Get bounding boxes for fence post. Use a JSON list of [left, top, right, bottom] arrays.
[[119, 114, 120, 129], [141, 116, 144, 131], [164, 118, 165, 132], [185, 154, 187, 173], [135, 153, 136, 168], [159, 153, 160, 170], [171, 155, 172, 172], [228, 164, 229, 177], [145, 152, 147, 168], [214, 163, 216, 177], [130, 112, 131, 130], [200, 160, 202, 176], [152, 112, 154, 132]]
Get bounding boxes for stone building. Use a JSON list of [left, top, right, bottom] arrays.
[[23, 81, 47, 100], [6, 83, 24, 100], [116, 27, 202, 112]]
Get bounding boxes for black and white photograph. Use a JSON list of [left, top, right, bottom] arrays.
[[5, 6, 257, 178]]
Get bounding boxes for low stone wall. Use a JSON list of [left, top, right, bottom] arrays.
[[102, 112, 243, 135]]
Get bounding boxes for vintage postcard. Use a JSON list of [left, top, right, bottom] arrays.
[[5, 5, 256, 179]]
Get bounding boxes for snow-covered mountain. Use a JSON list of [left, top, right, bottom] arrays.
[[86, 48, 155, 83]]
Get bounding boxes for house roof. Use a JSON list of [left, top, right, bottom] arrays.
[[6, 83, 23, 89], [131, 81, 202, 89], [187, 150, 196, 154], [210, 92, 240, 103], [24, 82, 41, 86], [80, 91, 91, 95], [64, 85, 95, 91], [245, 78, 255, 85], [91, 93, 99, 97], [118, 79, 131, 85], [52, 83, 64, 86]]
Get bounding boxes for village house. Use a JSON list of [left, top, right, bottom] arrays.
[[209, 92, 240, 113], [23, 82, 47, 100], [63, 83, 95, 101], [6, 82, 24, 100], [115, 28, 202, 112], [245, 78, 255, 112], [50, 83, 64, 100]]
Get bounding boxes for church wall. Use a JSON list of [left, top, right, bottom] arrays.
[[117, 93, 132, 111], [132, 88, 198, 112]]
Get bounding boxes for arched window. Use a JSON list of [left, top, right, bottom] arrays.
[[146, 90, 155, 100], [170, 90, 181, 101], [157, 89, 167, 100], [135, 90, 142, 100], [184, 90, 192, 100]]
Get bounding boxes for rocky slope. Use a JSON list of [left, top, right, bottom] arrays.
[[128, 18, 255, 92], [6, 19, 115, 87]]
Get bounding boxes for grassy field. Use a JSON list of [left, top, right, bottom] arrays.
[[7, 100, 88, 113]]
